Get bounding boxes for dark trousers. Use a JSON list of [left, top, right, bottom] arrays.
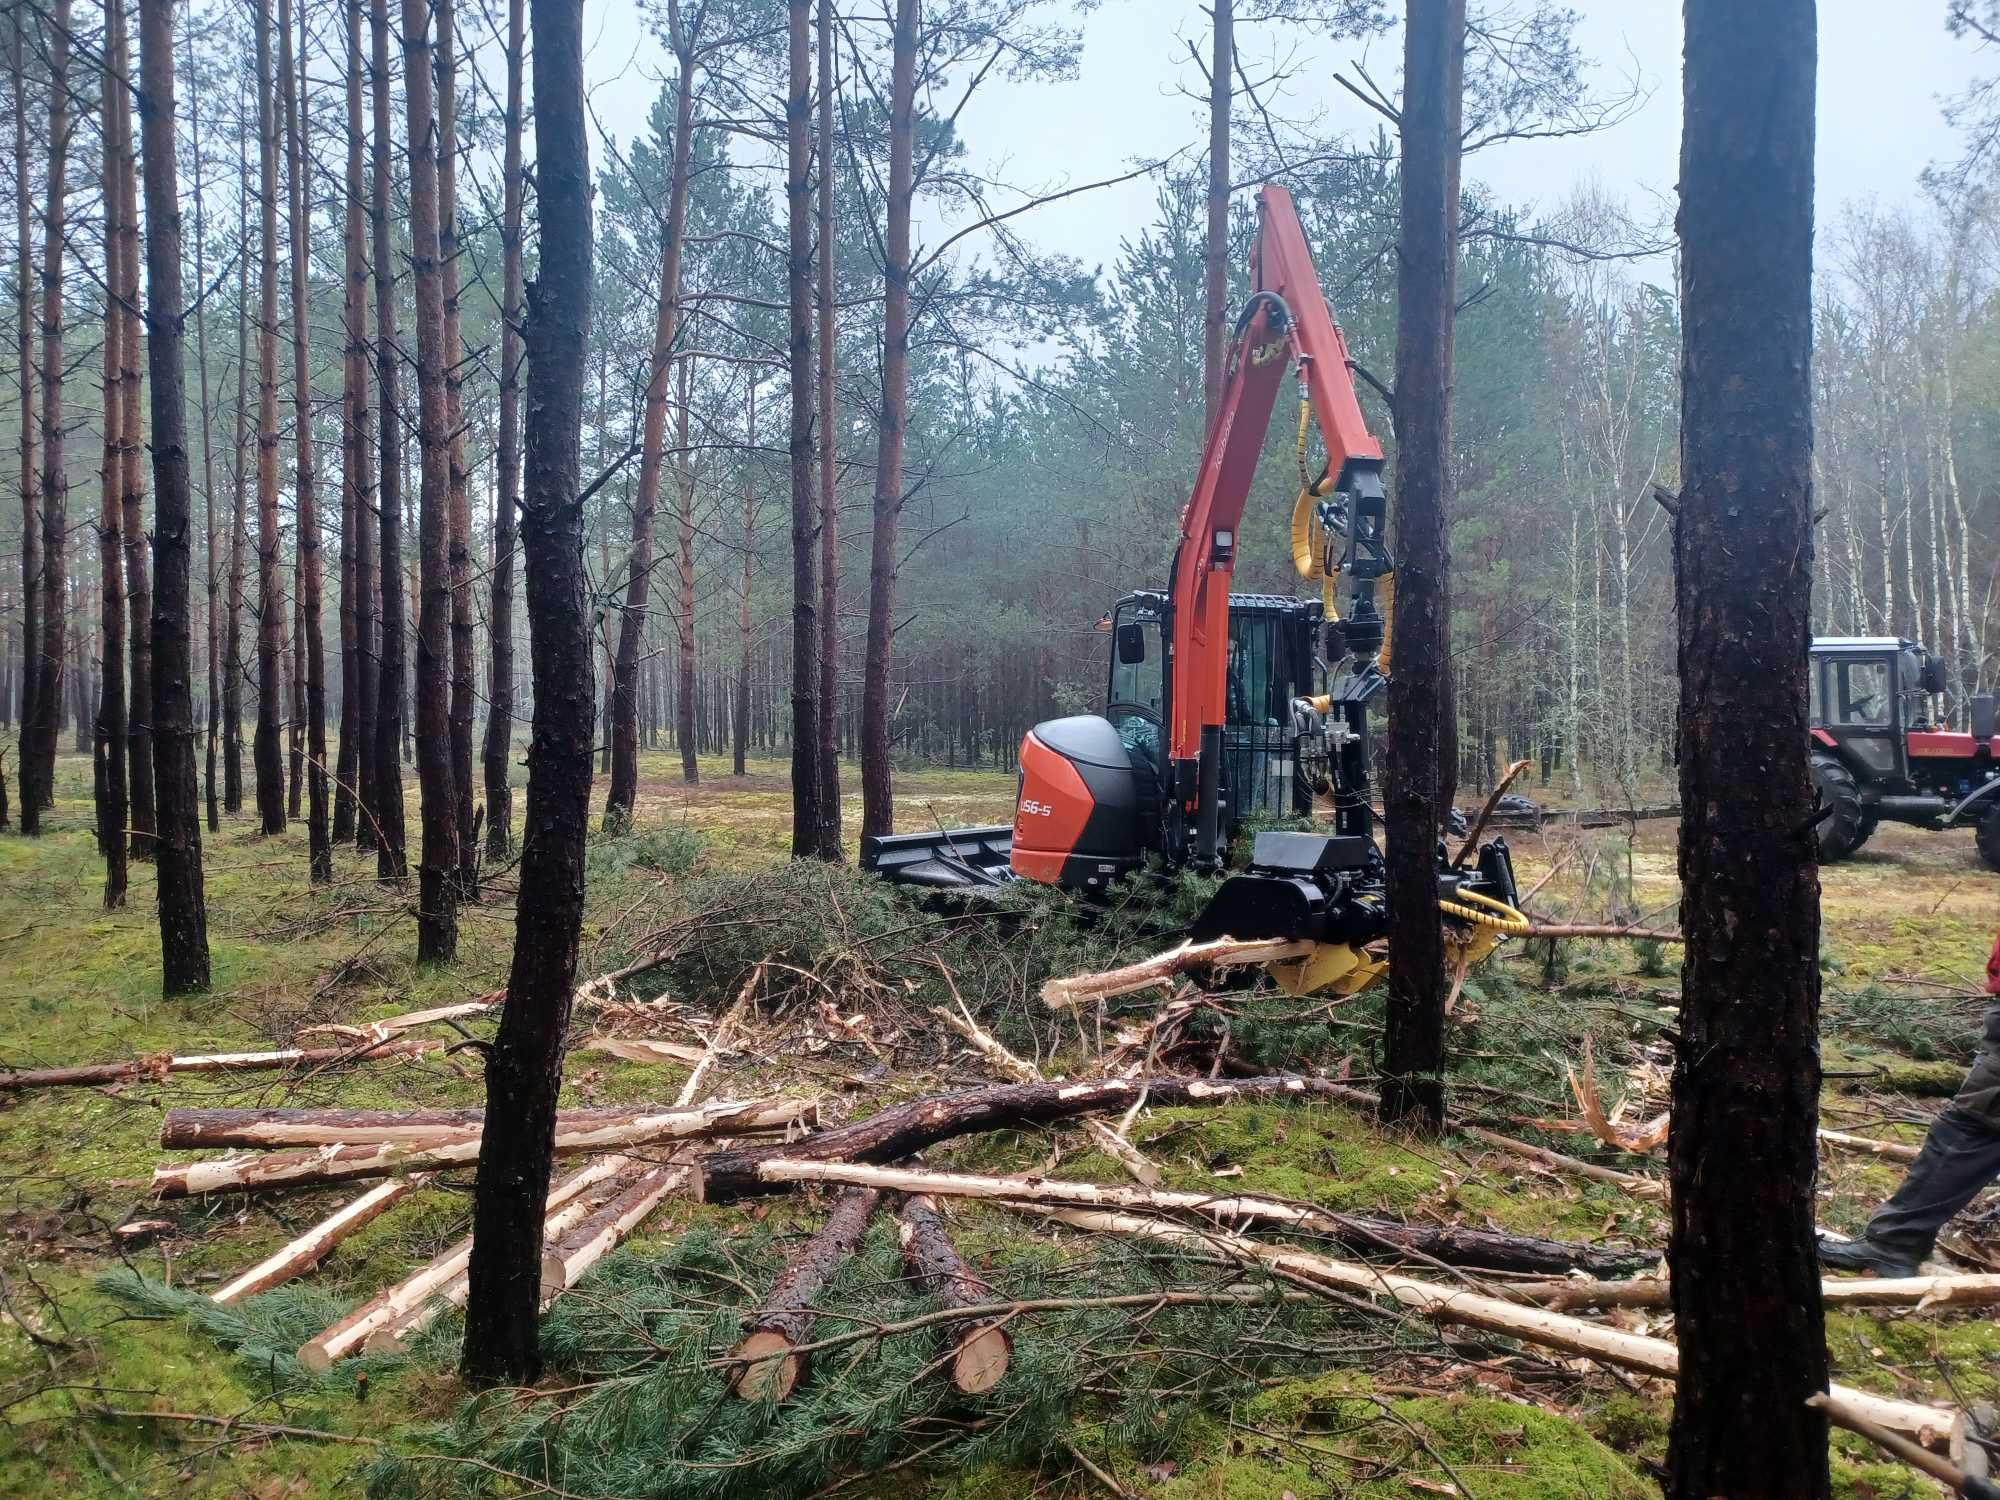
[[1863, 999, 2000, 1261]]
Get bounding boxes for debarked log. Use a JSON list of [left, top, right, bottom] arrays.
[[156, 1096, 816, 1198], [693, 1075, 1350, 1206]]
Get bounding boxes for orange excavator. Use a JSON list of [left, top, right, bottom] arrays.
[[865, 185, 1525, 995]]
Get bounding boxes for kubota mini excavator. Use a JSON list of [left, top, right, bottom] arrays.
[[864, 185, 1527, 996]]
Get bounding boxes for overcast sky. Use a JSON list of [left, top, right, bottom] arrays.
[[575, 1, 1991, 284]]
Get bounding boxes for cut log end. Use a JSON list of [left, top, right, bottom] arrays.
[[539, 1249, 567, 1303], [951, 1323, 1012, 1394], [296, 1339, 335, 1374], [730, 1329, 801, 1401]]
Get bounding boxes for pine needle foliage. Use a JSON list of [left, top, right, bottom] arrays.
[[360, 1220, 1392, 1499]]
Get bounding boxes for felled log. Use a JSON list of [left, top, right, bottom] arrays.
[[932, 1003, 1161, 1186], [160, 1101, 760, 1151], [0, 1038, 445, 1091], [745, 1159, 1656, 1277], [694, 1075, 1346, 1205], [212, 1176, 430, 1305], [1041, 937, 1313, 1010], [1034, 1206, 1958, 1451], [1452, 759, 1532, 866], [1808, 1393, 1998, 1500], [1513, 1269, 2000, 1314], [157, 1096, 815, 1198], [296, 994, 501, 1044], [1818, 1128, 1923, 1165], [1522, 924, 1684, 943], [731, 1187, 883, 1400], [298, 1156, 629, 1369], [898, 1194, 1012, 1393], [539, 1162, 689, 1300]]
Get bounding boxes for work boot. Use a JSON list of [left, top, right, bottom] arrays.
[[1825, 1106, 2000, 1276]]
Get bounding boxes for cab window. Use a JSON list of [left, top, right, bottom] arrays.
[[1836, 659, 1891, 728], [1227, 615, 1281, 726], [1107, 606, 1162, 714]]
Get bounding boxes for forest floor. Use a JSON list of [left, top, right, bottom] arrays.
[[0, 747, 1996, 1499]]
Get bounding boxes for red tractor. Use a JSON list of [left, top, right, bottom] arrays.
[[1809, 636, 2000, 870]]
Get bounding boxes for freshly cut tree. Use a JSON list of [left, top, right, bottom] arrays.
[[1667, 2, 1828, 1495], [137, 0, 212, 994], [462, 0, 595, 1388], [1379, 0, 1464, 1132]]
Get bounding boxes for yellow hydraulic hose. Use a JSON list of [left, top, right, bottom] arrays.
[[1439, 885, 1532, 934]]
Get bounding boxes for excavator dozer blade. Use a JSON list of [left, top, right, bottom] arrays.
[[860, 826, 1017, 891]]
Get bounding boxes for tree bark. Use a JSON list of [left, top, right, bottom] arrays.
[[0, 1038, 443, 1091], [11, 9, 37, 829], [281, 0, 328, 881], [734, 379, 756, 777], [224, 129, 248, 816], [435, 0, 475, 894], [606, 17, 697, 822], [896, 1193, 1011, 1393], [1379, 0, 1464, 1133], [96, 9, 130, 906], [461, 0, 593, 1387], [252, 0, 287, 834], [184, 17, 220, 837], [673, 358, 697, 783], [212, 1176, 425, 1304], [115, 0, 153, 861], [137, 0, 213, 995], [858, 0, 916, 842], [26, 0, 70, 827], [481, 0, 523, 861], [369, 0, 408, 878], [813, 0, 842, 857], [1667, 4, 1828, 1495], [730, 1186, 882, 1399], [401, 0, 459, 960], [157, 1096, 804, 1148], [343, 0, 377, 853], [696, 1074, 1355, 1204], [1199, 0, 1230, 426], [787, 0, 823, 851]]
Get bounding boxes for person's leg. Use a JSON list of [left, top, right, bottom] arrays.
[[1822, 1002, 2000, 1275]]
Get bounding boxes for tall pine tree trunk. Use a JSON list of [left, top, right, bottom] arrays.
[[185, 16, 221, 837], [11, 9, 37, 828], [606, 22, 697, 821], [1379, 0, 1463, 1133], [1667, 3, 1828, 1493], [138, 0, 213, 995], [858, 0, 916, 843], [813, 0, 842, 858], [282, 0, 329, 880], [436, 0, 475, 892], [462, 0, 593, 1387], [344, 0, 377, 853], [252, 0, 287, 834], [1200, 0, 1230, 426], [673, 358, 698, 784], [786, 0, 822, 852], [225, 126, 248, 816], [116, 1, 153, 860], [735, 378, 756, 777], [27, 0, 70, 826], [369, 0, 409, 879], [402, 0, 459, 959], [481, 0, 524, 860], [96, 8, 130, 905]]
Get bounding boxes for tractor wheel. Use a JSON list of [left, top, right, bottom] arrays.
[[1978, 802, 2000, 874], [1810, 753, 1869, 864]]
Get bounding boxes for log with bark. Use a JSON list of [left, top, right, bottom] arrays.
[[1041, 937, 1312, 1010], [897, 1193, 1011, 1393], [539, 1160, 687, 1300], [160, 1099, 778, 1150], [156, 1096, 814, 1197], [742, 1159, 1656, 1277], [731, 1186, 882, 1400], [1, 1038, 445, 1091], [212, 1175, 429, 1304], [1033, 1207, 1959, 1451], [694, 1075, 1348, 1205], [1511, 1269, 2000, 1314], [299, 1156, 628, 1369]]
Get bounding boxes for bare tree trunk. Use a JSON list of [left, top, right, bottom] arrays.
[[858, 0, 916, 843], [1667, 4, 1828, 1494], [282, 0, 329, 881], [112, 2, 154, 860], [185, 16, 221, 837], [435, 0, 475, 893], [225, 124, 248, 815], [606, 18, 697, 821], [481, 0, 523, 860], [252, 0, 287, 834], [673, 357, 697, 785], [11, 9, 37, 828], [138, 0, 213, 995], [1200, 0, 1230, 426], [813, 0, 842, 857], [786, 0, 823, 851], [97, 7, 130, 905], [26, 0, 70, 826], [461, 0, 593, 1387], [402, 0, 458, 960], [343, 0, 377, 853], [1379, 0, 1463, 1133], [370, 0, 409, 879], [735, 378, 756, 777]]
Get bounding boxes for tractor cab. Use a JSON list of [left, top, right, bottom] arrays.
[[1808, 636, 2000, 869]]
